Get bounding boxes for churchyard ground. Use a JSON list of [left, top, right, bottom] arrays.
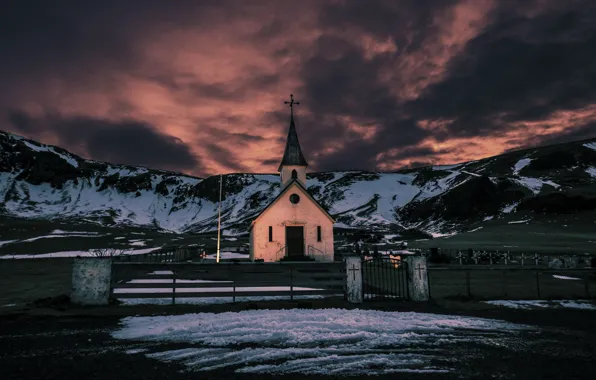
[[1, 297, 596, 379]]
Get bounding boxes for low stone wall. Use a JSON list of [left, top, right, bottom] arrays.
[[71, 258, 112, 306]]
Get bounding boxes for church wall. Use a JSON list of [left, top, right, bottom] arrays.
[[251, 185, 334, 262]]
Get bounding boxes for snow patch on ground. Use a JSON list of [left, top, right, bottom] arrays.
[[50, 229, 98, 235], [508, 219, 530, 224], [119, 295, 330, 306], [483, 215, 494, 221], [586, 167, 596, 178], [204, 251, 249, 260], [427, 231, 457, 238], [21, 234, 102, 243], [111, 309, 535, 375], [0, 246, 162, 259], [0, 240, 17, 247], [114, 285, 321, 295], [125, 348, 149, 354], [485, 300, 596, 310], [583, 142, 596, 151], [552, 275, 581, 281]]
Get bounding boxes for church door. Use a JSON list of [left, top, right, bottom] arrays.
[[285, 226, 304, 257]]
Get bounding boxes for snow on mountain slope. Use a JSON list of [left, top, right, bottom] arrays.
[[1, 130, 596, 235], [21, 140, 79, 168], [512, 158, 532, 175]]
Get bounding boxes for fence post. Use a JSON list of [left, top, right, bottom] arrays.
[[232, 264, 236, 303], [405, 256, 429, 301], [535, 271, 541, 299], [466, 270, 471, 298], [290, 266, 294, 301], [502, 270, 507, 297], [172, 269, 177, 305], [345, 256, 363, 303], [71, 258, 112, 306]]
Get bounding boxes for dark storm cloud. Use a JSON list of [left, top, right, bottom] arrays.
[[318, 0, 456, 49], [7, 110, 201, 172], [294, 0, 596, 171], [297, 34, 430, 170], [2, 0, 596, 175], [0, 1, 227, 84], [186, 74, 281, 100], [408, 1, 596, 137], [203, 143, 248, 173]]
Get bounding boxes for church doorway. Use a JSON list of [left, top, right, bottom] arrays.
[[285, 226, 304, 257]]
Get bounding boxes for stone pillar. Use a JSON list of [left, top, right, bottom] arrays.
[[71, 258, 112, 306], [406, 255, 429, 301], [345, 256, 363, 303]]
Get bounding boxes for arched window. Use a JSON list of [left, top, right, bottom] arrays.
[[291, 169, 298, 179]]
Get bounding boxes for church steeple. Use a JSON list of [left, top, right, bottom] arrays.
[[278, 94, 308, 172], [278, 94, 308, 189]]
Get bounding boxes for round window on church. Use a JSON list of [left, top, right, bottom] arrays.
[[289, 193, 300, 204]]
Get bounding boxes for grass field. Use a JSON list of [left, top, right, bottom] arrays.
[[0, 217, 248, 256], [0, 258, 74, 306], [409, 211, 596, 254], [2, 210, 596, 257]]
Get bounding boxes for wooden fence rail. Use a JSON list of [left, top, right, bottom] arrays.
[[111, 262, 346, 304], [427, 267, 596, 300]]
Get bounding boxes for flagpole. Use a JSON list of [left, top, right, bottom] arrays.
[[216, 174, 222, 263]]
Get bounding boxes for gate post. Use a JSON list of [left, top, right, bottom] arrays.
[[405, 256, 429, 301], [345, 256, 363, 303], [71, 258, 112, 305]]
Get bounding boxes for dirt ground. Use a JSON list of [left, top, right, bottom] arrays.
[[1, 298, 596, 380], [1, 257, 596, 379]]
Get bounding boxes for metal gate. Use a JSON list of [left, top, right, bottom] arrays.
[[362, 257, 409, 300]]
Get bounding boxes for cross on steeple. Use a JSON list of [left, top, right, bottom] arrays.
[[284, 94, 300, 117], [278, 93, 308, 172]]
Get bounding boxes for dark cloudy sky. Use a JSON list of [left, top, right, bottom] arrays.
[[2, 0, 596, 177]]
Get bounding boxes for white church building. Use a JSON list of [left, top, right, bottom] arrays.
[[249, 96, 335, 262]]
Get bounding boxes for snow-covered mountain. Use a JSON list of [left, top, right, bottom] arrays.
[[1, 130, 596, 236]]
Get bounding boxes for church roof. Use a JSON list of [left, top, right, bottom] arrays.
[[277, 114, 308, 172], [250, 179, 335, 228]]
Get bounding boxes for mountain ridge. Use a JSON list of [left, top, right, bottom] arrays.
[[1, 129, 595, 237]]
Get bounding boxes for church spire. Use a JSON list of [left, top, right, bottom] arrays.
[[278, 94, 308, 172]]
